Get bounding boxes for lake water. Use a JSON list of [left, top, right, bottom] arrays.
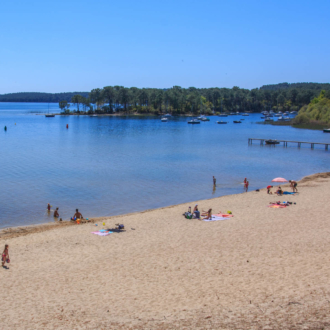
[[0, 102, 329, 229]]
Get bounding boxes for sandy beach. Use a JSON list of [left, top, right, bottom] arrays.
[[1, 172, 330, 329]]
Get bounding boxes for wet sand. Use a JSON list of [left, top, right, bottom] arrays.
[[1, 172, 330, 329]]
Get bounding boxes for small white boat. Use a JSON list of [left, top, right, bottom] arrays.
[[161, 117, 168, 122], [242, 113, 249, 116], [188, 119, 200, 124], [277, 116, 285, 121], [217, 121, 228, 124], [265, 117, 274, 122], [164, 113, 172, 117], [323, 128, 330, 133]]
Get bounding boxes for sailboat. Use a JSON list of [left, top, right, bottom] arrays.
[[45, 103, 55, 117], [218, 100, 228, 117]]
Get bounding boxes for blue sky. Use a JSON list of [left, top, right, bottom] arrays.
[[1, 0, 329, 93]]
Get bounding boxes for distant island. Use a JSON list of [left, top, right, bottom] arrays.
[[1, 83, 330, 121]]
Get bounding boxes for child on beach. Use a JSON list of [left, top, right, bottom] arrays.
[[267, 185, 273, 194], [2, 245, 9, 268], [245, 181, 249, 192]]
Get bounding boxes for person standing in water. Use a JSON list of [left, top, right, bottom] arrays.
[[54, 208, 59, 218], [213, 176, 216, 186], [245, 180, 249, 192], [47, 203, 51, 212], [2, 245, 9, 268]]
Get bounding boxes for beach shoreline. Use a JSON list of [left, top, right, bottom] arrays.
[[1, 171, 330, 329], [0, 171, 328, 239]]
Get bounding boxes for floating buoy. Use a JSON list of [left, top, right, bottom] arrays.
[[66, 124, 69, 129], [4, 126, 7, 131]]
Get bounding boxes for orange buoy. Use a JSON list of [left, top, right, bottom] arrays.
[[66, 124, 69, 129]]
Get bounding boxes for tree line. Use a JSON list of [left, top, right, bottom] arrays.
[[63, 83, 330, 115], [0, 92, 89, 103]]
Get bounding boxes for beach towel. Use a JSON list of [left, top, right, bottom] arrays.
[[203, 216, 230, 222], [214, 213, 234, 218], [268, 205, 287, 208], [91, 231, 113, 236], [283, 191, 295, 195]]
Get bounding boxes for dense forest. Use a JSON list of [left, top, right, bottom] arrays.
[[1, 83, 330, 115], [293, 90, 330, 124], [0, 92, 89, 103]]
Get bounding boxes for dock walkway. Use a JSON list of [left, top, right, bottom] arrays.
[[248, 138, 329, 150]]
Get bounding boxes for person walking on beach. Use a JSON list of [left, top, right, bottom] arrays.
[[54, 208, 59, 218], [289, 180, 298, 192], [213, 176, 216, 186], [2, 244, 9, 268]]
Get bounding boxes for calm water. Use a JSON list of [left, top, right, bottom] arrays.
[[0, 103, 329, 229]]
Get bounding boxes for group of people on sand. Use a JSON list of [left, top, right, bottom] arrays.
[[47, 203, 85, 222], [187, 205, 212, 220], [266, 180, 298, 195]]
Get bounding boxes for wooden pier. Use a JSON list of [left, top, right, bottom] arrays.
[[248, 138, 329, 150]]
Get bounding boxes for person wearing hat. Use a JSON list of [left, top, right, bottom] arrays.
[[193, 205, 200, 219]]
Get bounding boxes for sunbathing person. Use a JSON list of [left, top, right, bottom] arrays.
[[201, 208, 212, 220], [275, 186, 283, 195]]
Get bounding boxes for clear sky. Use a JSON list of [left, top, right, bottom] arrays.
[[1, 0, 329, 93]]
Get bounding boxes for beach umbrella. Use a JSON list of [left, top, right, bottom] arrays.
[[271, 177, 288, 183]]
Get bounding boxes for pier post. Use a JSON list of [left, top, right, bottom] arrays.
[[298, 142, 301, 148], [311, 143, 314, 149], [326, 144, 328, 150]]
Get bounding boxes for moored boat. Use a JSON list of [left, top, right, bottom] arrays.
[[161, 117, 168, 122], [323, 128, 330, 133], [265, 139, 280, 145], [233, 120, 242, 123], [188, 119, 200, 124], [45, 114, 55, 117], [217, 121, 228, 124]]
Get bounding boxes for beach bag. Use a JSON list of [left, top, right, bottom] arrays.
[[118, 224, 124, 229], [185, 212, 192, 219], [6, 258, 10, 263]]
